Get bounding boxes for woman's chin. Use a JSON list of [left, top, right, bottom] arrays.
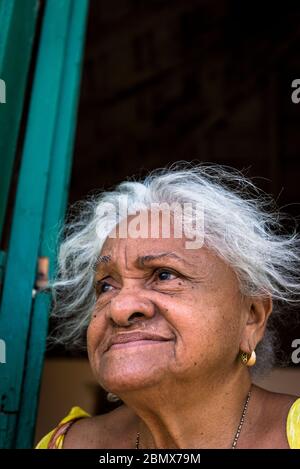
[[95, 348, 172, 393], [98, 366, 165, 394]]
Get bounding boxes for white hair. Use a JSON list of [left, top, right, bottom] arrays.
[[50, 162, 300, 376]]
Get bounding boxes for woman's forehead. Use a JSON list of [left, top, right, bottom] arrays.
[[100, 234, 198, 261], [97, 235, 225, 276]]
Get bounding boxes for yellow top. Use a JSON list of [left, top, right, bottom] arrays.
[[36, 398, 300, 449], [36, 406, 90, 449], [286, 398, 300, 449]]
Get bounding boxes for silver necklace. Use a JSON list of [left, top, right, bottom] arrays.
[[135, 389, 252, 449]]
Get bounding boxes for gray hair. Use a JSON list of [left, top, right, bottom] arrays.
[[50, 162, 300, 376]]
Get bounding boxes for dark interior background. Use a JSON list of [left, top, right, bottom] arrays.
[[63, 0, 300, 367]]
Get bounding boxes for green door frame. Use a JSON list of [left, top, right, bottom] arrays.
[[0, 0, 39, 245], [0, 0, 89, 448]]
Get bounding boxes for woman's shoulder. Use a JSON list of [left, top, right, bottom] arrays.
[[271, 391, 300, 449], [62, 404, 138, 449], [36, 404, 137, 449], [36, 406, 91, 449], [254, 385, 298, 412], [253, 386, 300, 448]]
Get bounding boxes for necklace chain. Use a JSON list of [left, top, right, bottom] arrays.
[[231, 389, 251, 449], [135, 388, 252, 450]]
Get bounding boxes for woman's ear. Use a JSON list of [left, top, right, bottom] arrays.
[[239, 295, 273, 353]]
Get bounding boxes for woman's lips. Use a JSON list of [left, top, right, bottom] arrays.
[[108, 339, 172, 350], [105, 332, 173, 351]]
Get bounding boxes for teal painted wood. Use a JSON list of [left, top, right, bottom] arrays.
[[0, 0, 79, 448], [16, 291, 51, 448], [0, 0, 39, 241], [15, 0, 89, 448], [0, 250, 6, 284]]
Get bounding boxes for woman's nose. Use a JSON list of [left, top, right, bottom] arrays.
[[108, 289, 156, 327]]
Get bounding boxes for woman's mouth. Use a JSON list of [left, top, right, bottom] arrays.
[[108, 339, 171, 350], [105, 332, 173, 351]]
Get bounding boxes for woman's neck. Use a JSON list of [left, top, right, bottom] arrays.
[[120, 370, 253, 449]]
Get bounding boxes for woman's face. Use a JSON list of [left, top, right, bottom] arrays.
[[87, 217, 248, 395]]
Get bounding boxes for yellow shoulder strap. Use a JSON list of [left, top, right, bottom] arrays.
[[35, 406, 90, 449], [286, 397, 300, 449]]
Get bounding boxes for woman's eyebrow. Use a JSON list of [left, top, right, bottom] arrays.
[[137, 252, 192, 268], [94, 251, 193, 273]]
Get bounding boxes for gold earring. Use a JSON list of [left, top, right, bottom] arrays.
[[240, 350, 256, 367]]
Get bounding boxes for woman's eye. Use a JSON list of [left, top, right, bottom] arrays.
[[157, 270, 177, 281], [95, 281, 113, 295]]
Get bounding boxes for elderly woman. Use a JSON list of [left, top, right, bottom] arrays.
[[37, 163, 300, 449]]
